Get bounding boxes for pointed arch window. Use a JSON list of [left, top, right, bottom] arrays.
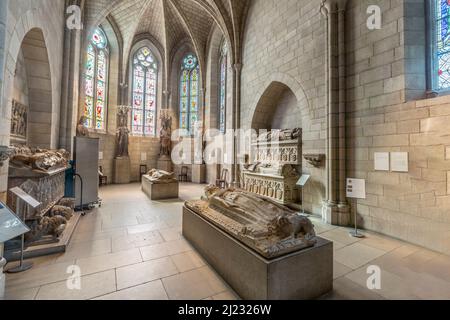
[[432, 0, 450, 91], [219, 42, 228, 134], [84, 27, 109, 130], [131, 47, 158, 136], [180, 54, 200, 135]]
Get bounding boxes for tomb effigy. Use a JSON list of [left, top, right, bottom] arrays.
[[142, 169, 179, 200], [243, 128, 302, 205], [183, 185, 333, 300], [186, 185, 316, 259], [5, 146, 80, 260]]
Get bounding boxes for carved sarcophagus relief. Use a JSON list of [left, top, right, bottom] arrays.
[[243, 129, 302, 205]]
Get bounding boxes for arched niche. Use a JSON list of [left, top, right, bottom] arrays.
[[251, 82, 302, 131], [10, 28, 53, 148]]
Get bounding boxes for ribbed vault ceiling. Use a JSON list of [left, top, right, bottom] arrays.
[[83, 0, 250, 79]]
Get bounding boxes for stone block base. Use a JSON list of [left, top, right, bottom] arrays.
[[114, 157, 131, 184], [322, 202, 350, 226], [183, 206, 333, 300], [192, 164, 206, 184], [142, 176, 179, 200]]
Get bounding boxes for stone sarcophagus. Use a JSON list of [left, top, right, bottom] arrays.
[[183, 186, 333, 300], [4, 146, 80, 260], [243, 129, 302, 205]]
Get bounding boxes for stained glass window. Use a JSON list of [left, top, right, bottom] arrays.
[[435, 0, 450, 90], [179, 54, 200, 135], [219, 42, 228, 134], [132, 47, 158, 136], [84, 27, 108, 130]]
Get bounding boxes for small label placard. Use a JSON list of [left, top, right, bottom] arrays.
[[346, 178, 366, 199], [297, 175, 311, 187]]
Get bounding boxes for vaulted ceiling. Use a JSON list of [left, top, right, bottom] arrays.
[[83, 0, 250, 81]]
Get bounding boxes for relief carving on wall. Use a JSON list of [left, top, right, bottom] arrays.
[[10, 100, 28, 141], [185, 185, 317, 259]]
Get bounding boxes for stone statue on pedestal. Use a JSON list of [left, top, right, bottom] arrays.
[[157, 110, 173, 172], [116, 106, 130, 158], [159, 111, 172, 158]]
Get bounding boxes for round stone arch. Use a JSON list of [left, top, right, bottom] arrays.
[[2, 9, 58, 149], [248, 72, 310, 131], [5, 28, 53, 148]]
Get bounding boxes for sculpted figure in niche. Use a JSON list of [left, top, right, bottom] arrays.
[[116, 106, 130, 158], [76, 116, 90, 137]]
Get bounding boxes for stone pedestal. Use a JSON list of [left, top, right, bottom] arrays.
[[183, 206, 333, 300], [157, 157, 173, 172], [114, 157, 131, 184], [192, 164, 206, 184], [142, 175, 179, 200]]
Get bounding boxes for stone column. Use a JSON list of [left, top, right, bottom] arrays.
[[231, 63, 243, 187], [321, 0, 350, 226], [59, 0, 83, 154]]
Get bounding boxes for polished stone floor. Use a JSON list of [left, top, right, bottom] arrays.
[[3, 183, 450, 300]]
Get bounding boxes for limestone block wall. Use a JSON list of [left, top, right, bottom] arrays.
[[241, 0, 328, 215], [348, 95, 450, 254]]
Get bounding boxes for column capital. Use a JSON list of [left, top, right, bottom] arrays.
[[320, 0, 348, 16]]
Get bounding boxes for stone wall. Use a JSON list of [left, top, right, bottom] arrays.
[[241, 0, 327, 215]]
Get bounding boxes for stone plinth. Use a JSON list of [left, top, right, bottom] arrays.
[[183, 206, 333, 300], [192, 164, 206, 184], [114, 157, 131, 184], [157, 158, 173, 172], [142, 175, 179, 200]]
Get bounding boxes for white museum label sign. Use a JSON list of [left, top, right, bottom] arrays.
[[374, 152, 390, 171], [346, 178, 366, 199], [9, 187, 41, 208], [391, 152, 409, 172], [297, 175, 311, 187]]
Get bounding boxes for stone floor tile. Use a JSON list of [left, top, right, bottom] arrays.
[[36, 270, 116, 300], [140, 239, 193, 261], [335, 243, 386, 270], [116, 257, 178, 290], [75, 248, 142, 275], [94, 280, 168, 300], [171, 251, 206, 273], [162, 266, 227, 300]]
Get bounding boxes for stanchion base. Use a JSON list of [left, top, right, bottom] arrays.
[[349, 230, 365, 238], [6, 262, 33, 273]]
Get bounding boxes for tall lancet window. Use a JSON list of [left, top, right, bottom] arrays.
[[131, 47, 158, 136], [433, 0, 450, 90], [219, 42, 228, 134], [84, 27, 109, 130], [179, 54, 200, 135]]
